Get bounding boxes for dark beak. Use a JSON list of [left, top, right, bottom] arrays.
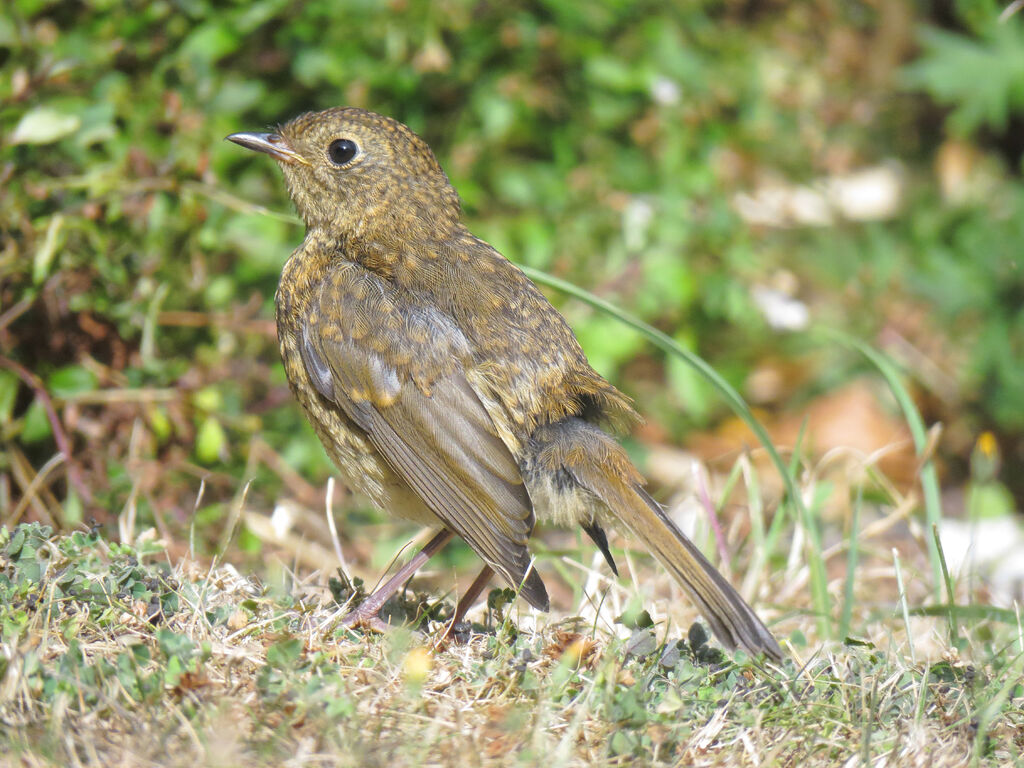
[[226, 132, 309, 165]]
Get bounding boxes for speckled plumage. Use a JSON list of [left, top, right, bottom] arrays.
[[228, 107, 782, 659]]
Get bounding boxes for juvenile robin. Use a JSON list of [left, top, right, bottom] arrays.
[[228, 108, 782, 659]]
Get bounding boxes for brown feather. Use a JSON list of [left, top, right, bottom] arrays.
[[230, 107, 780, 656]]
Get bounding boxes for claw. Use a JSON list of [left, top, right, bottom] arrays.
[[340, 611, 392, 633]]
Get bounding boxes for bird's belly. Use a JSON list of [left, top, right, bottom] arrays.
[[305, 395, 441, 527], [281, 335, 441, 528]]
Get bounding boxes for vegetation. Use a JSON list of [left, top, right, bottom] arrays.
[[3, 522, 1022, 765], [2, 1, 1024, 765]]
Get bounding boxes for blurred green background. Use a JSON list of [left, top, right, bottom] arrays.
[[2, 0, 1023, 560]]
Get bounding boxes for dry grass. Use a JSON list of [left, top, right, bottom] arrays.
[[1, 448, 1023, 767]]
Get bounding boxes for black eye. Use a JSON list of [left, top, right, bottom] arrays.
[[328, 138, 357, 165]]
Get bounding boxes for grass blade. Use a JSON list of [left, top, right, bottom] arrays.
[[839, 485, 863, 641], [933, 523, 960, 649], [819, 327, 944, 601]]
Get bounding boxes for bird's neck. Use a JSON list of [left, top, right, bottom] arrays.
[[275, 230, 338, 324], [278, 219, 479, 320], [332, 218, 468, 282]]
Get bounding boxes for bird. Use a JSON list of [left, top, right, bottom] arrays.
[[227, 107, 783, 660]]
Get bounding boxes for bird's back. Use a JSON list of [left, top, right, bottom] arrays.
[[383, 226, 640, 447]]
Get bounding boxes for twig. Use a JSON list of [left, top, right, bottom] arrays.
[[0, 296, 33, 333], [1000, 0, 1024, 22], [250, 438, 321, 507], [325, 477, 350, 579], [219, 480, 253, 556], [181, 180, 302, 225], [0, 355, 92, 504], [4, 453, 64, 527], [61, 388, 179, 404], [156, 310, 276, 337], [7, 443, 61, 525]]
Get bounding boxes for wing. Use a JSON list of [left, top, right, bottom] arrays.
[[301, 262, 548, 610]]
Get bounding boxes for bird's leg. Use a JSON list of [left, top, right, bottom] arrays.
[[437, 564, 494, 645], [341, 528, 455, 632]]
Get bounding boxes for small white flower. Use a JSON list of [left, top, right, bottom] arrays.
[[751, 285, 810, 331], [651, 76, 681, 106]]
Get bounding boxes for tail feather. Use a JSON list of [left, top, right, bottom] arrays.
[[518, 563, 550, 611], [572, 464, 783, 661], [633, 485, 782, 660]]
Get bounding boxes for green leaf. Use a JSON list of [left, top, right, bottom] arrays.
[[326, 695, 355, 717], [10, 107, 82, 145], [179, 21, 242, 66], [164, 654, 184, 687], [157, 629, 194, 660], [48, 365, 98, 398], [33, 214, 64, 284], [131, 643, 151, 665], [266, 637, 302, 669], [7, 527, 27, 559], [20, 399, 52, 443], [192, 387, 223, 412], [148, 407, 172, 442], [0, 15, 16, 46], [903, 24, 1024, 135], [573, 314, 643, 378], [195, 416, 227, 464], [0, 370, 18, 423], [624, 628, 658, 658], [63, 490, 83, 526], [967, 481, 1015, 520]]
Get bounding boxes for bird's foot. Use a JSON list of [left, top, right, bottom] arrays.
[[339, 609, 391, 633], [431, 619, 474, 651]]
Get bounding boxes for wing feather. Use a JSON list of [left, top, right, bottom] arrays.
[[302, 269, 548, 610]]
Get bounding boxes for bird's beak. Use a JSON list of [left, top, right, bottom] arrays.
[[226, 132, 309, 165]]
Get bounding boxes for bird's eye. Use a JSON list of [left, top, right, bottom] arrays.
[[327, 138, 358, 165]]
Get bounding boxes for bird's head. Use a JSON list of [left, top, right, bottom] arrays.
[[228, 107, 461, 238]]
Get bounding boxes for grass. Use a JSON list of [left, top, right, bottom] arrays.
[[3, 443, 1023, 767]]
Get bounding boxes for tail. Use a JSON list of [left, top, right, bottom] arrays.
[[571, 461, 783, 661]]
